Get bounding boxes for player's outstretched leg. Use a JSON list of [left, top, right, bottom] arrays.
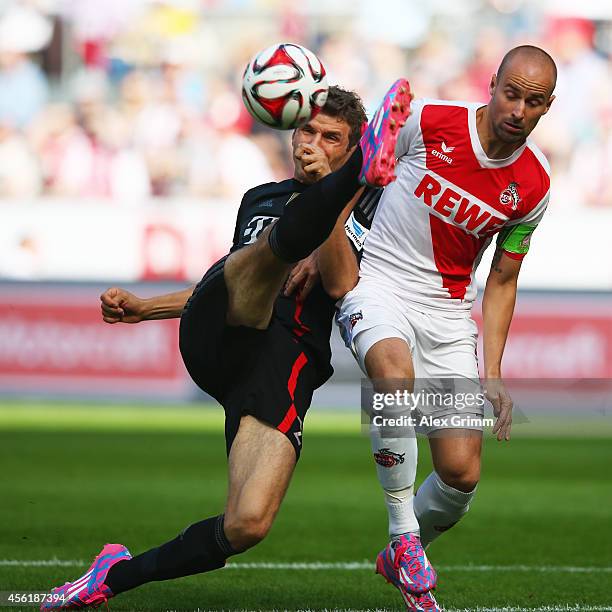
[[267, 77, 412, 264], [40, 418, 296, 611], [225, 79, 412, 329], [41, 513, 233, 611], [359, 78, 412, 187]]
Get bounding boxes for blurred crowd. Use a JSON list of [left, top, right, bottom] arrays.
[[0, 0, 611, 208]]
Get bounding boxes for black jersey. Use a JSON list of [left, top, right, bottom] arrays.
[[230, 178, 381, 380]]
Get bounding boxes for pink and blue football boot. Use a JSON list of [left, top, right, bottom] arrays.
[[41, 543, 131, 610], [376, 534, 441, 610], [359, 78, 412, 187]]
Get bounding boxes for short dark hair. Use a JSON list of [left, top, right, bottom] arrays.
[[497, 45, 557, 91], [321, 85, 367, 148]]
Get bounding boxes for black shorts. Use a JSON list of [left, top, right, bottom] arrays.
[[179, 256, 324, 460]]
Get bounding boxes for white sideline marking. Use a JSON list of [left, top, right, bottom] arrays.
[[1, 559, 611, 574]]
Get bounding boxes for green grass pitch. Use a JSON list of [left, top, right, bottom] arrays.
[[0, 402, 611, 611]]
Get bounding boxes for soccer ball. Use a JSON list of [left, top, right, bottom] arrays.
[[241, 43, 328, 130]]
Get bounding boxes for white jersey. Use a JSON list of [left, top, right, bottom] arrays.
[[358, 99, 550, 313]]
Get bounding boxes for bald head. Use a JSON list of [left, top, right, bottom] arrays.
[[497, 45, 557, 94], [483, 45, 556, 149]]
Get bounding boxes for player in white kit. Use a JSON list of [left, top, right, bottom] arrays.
[[337, 46, 557, 611]]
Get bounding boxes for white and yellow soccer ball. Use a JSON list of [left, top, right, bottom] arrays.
[[241, 43, 329, 130]]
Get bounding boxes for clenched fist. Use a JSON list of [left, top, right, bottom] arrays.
[[100, 287, 146, 324], [294, 143, 332, 180]]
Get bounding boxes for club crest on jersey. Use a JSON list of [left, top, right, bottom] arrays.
[[349, 310, 363, 329], [499, 182, 521, 210], [373, 448, 405, 468]]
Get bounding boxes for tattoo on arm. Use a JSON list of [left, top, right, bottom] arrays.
[[491, 248, 503, 273]]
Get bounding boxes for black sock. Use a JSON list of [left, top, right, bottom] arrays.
[[269, 146, 363, 263], [105, 515, 236, 595]]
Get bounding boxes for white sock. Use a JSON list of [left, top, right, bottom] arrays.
[[370, 432, 420, 537], [414, 471, 477, 547]]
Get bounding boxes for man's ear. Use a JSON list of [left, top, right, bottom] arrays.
[[543, 94, 556, 114], [489, 73, 497, 98]]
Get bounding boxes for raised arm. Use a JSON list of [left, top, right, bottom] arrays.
[[100, 286, 195, 324]]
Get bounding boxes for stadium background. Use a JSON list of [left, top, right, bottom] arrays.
[[1, 1, 611, 610]]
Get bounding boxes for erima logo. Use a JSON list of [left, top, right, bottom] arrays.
[[431, 140, 455, 164], [414, 172, 508, 237]]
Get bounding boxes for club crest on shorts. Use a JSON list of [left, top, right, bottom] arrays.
[[520, 233, 532, 249], [499, 182, 521, 210], [349, 310, 363, 329], [373, 448, 405, 468]]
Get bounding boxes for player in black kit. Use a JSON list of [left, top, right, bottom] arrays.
[[42, 81, 411, 609], [183, 170, 382, 460]]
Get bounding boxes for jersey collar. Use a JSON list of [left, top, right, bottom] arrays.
[[468, 103, 528, 169]]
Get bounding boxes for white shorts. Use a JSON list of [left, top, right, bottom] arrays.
[[337, 279, 484, 433]]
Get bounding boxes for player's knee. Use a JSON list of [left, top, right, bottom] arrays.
[[364, 340, 414, 383], [437, 462, 480, 493], [224, 510, 273, 551], [368, 363, 413, 390]]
